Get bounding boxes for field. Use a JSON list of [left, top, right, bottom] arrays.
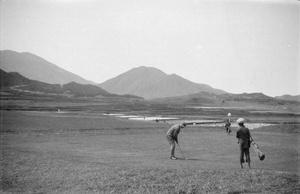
[[1, 94, 300, 193]]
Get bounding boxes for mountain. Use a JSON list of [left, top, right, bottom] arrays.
[[99, 66, 226, 99], [0, 50, 94, 85], [0, 69, 141, 98], [275, 94, 300, 102]]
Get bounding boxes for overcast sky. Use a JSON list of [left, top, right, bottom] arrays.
[[1, 0, 299, 97]]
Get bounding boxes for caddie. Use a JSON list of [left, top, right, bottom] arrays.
[[236, 118, 252, 169], [166, 122, 186, 160]]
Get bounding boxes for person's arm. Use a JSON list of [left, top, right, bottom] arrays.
[[248, 130, 253, 142], [174, 126, 180, 143], [174, 132, 178, 143], [249, 136, 253, 142]]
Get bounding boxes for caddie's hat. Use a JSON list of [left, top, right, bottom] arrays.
[[236, 118, 245, 124]]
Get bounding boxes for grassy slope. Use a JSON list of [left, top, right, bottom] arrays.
[[1, 111, 299, 193]]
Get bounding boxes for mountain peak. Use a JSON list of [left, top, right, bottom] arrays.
[[131, 66, 166, 75], [99, 66, 225, 99], [0, 50, 94, 85]]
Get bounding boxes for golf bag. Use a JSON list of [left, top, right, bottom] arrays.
[[251, 141, 265, 161]]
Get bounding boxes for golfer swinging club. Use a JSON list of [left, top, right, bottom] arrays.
[[166, 122, 186, 160]]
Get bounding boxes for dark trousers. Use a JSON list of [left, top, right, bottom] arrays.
[[166, 135, 175, 157], [225, 127, 231, 134], [240, 147, 250, 164]]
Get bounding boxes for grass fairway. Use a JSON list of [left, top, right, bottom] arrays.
[[1, 111, 299, 193]]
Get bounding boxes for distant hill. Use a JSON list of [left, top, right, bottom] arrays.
[[155, 91, 275, 104], [99, 66, 226, 99], [0, 69, 142, 98], [0, 50, 95, 85], [275, 94, 300, 102], [0, 69, 63, 94], [62, 82, 115, 97], [152, 91, 300, 113], [62, 82, 141, 98], [160, 91, 299, 113]]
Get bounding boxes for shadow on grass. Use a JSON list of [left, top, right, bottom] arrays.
[[177, 158, 201, 161]]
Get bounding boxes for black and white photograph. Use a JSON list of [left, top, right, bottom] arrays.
[[1, 0, 299, 193]]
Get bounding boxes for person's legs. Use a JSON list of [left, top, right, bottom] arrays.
[[226, 127, 230, 135], [166, 135, 176, 159], [245, 148, 251, 169], [170, 144, 175, 157], [240, 148, 245, 168]]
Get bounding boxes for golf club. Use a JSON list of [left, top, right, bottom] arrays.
[[176, 142, 188, 160], [250, 137, 265, 161]]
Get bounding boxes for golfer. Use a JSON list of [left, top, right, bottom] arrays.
[[236, 118, 252, 169], [225, 113, 231, 135], [166, 122, 186, 160]]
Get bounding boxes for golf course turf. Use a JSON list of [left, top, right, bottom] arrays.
[[1, 110, 299, 193]]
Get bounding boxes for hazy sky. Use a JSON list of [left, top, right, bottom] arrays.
[[1, 0, 299, 96]]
